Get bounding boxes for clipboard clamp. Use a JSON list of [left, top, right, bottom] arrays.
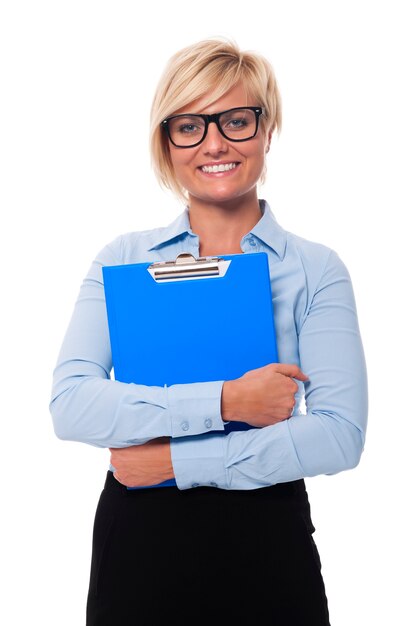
[[148, 253, 229, 282]]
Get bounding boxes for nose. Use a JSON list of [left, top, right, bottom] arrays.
[[201, 120, 228, 155]]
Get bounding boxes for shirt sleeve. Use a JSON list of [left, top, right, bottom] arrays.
[[170, 249, 368, 490], [49, 239, 225, 448]]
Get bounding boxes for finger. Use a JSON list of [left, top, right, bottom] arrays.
[[272, 363, 309, 381]]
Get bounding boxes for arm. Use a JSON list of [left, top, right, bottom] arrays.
[[110, 363, 307, 486], [170, 250, 368, 490], [49, 239, 225, 448]]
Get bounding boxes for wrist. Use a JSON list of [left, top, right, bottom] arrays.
[[166, 440, 175, 480], [221, 380, 238, 422]]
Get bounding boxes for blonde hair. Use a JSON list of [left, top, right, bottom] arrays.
[[149, 37, 282, 203]]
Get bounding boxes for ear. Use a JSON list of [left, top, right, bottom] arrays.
[[265, 129, 273, 153]]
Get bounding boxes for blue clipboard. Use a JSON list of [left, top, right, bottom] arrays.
[[102, 251, 278, 488]]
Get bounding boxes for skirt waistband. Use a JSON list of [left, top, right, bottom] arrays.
[[103, 470, 308, 501]]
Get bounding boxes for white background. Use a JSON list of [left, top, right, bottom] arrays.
[[1, 1, 416, 624]]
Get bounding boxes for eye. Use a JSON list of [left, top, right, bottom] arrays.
[[178, 123, 201, 135], [170, 116, 204, 136], [228, 117, 249, 129], [219, 109, 257, 139]]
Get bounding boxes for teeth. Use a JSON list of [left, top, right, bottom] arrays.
[[201, 162, 237, 173]]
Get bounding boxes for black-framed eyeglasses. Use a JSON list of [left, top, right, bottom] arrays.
[[161, 106, 263, 148]]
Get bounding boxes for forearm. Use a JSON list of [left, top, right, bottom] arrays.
[[170, 407, 365, 491], [110, 438, 175, 487], [50, 363, 224, 448]]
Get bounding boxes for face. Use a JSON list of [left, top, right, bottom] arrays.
[[166, 82, 271, 207]]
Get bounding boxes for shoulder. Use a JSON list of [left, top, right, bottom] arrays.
[[289, 230, 351, 283], [262, 200, 350, 288], [280, 236, 354, 310], [108, 227, 172, 262], [261, 200, 336, 272], [94, 211, 187, 265], [286, 229, 333, 261]]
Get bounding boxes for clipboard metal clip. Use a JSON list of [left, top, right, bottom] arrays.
[[148, 253, 231, 282]]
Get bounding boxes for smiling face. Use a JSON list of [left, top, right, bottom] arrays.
[[166, 82, 271, 210]]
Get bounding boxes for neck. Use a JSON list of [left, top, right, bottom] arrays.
[[188, 192, 262, 256]]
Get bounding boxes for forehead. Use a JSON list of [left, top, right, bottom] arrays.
[[173, 82, 258, 116]]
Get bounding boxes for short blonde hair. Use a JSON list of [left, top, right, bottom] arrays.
[[149, 37, 282, 203]]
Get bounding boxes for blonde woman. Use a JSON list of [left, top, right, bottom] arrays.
[[50, 37, 367, 625]]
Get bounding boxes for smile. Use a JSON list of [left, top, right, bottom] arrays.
[[200, 162, 239, 174]]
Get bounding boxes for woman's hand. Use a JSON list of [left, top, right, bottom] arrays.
[[110, 437, 174, 488], [221, 363, 308, 427]]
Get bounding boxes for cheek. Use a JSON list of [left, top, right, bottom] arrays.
[[247, 147, 267, 176], [242, 136, 268, 163], [169, 145, 195, 167]]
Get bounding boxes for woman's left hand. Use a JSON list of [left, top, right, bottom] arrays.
[[109, 438, 174, 488]]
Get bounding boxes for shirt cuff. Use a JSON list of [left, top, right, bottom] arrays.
[[170, 433, 228, 490], [167, 380, 225, 438]]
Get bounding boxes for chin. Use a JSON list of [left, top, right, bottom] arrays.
[[192, 184, 253, 204], [196, 193, 243, 206]]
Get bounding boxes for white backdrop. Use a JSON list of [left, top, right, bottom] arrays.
[[1, 1, 416, 624]]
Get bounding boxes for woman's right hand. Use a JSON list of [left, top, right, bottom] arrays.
[[221, 363, 308, 428]]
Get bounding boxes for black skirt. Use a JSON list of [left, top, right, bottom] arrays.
[[86, 471, 330, 626]]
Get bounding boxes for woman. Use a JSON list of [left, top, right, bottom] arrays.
[[50, 37, 368, 625]]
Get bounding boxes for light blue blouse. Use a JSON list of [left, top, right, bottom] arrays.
[[50, 199, 368, 490]]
